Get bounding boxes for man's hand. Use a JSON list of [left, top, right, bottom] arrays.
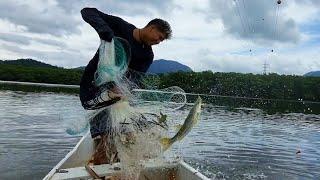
[[100, 86, 123, 101], [108, 86, 123, 99]]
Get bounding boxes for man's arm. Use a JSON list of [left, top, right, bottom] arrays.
[[81, 85, 123, 110], [81, 7, 123, 41], [82, 92, 121, 110]]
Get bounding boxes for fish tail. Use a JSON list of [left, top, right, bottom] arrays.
[[160, 137, 172, 151]]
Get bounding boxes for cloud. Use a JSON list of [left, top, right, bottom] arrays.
[[0, 33, 66, 48], [1, 43, 85, 67], [205, 0, 300, 44], [194, 53, 262, 74], [0, 0, 177, 67], [0, 33, 30, 45], [56, 0, 176, 16], [0, 0, 81, 36], [0, 0, 320, 75], [0, 0, 176, 37], [190, 48, 320, 75]]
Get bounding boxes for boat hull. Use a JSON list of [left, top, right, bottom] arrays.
[[44, 131, 210, 180]]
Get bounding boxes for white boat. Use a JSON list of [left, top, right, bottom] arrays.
[[43, 131, 210, 180]]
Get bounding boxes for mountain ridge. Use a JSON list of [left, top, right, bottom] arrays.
[[0, 58, 192, 74], [304, 71, 320, 77], [147, 59, 192, 74], [0, 58, 58, 68]]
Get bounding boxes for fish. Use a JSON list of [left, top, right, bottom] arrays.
[[158, 111, 168, 125], [160, 96, 202, 151]]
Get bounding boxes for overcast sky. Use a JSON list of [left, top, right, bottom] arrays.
[[1, 0, 320, 75]]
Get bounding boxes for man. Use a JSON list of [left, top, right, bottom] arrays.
[[80, 7, 172, 112], [79, 7, 172, 164]]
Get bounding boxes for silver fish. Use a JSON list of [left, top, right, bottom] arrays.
[[160, 96, 202, 150]]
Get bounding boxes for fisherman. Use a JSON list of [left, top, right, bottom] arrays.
[[79, 7, 172, 164]]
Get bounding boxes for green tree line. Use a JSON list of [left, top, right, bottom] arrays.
[[0, 64, 82, 85], [1, 65, 320, 102], [158, 71, 320, 102]]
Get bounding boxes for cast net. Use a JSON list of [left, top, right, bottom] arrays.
[[84, 38, 187, 179]]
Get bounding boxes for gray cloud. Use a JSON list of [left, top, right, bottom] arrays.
[[199, 56, 260, 74], [0, 0, 175, 37], [297, 0, 320, 7], [1, 43, 86, 67], [0, 33, 30, 45], [0, 33, 66, 48], [0, 1, 81, 36], [56, 0, 176, 16], [34, 38, 67, 48], [0, 0, 176, 67], [205, 0, 300, 44]]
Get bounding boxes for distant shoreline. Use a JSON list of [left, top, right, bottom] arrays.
[[1, 80, 320, 114], [0, 80, 79, 94], [0, 80, 79, 88]]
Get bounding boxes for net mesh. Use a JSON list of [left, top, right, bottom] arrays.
[[69, 38, 188, 179], [94, 38, 129, 86], [132, 86, 187, 111]]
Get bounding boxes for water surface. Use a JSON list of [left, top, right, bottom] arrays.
[[0, 90, 319, 179]]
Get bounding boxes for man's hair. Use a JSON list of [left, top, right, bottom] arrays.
[[146, 18, 172, 39]]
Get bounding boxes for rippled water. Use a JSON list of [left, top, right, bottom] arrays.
[[0, 91, 84, 180], [0, 90, 320, 179]]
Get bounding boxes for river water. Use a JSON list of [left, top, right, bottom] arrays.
[[0, 90, 319, 179]]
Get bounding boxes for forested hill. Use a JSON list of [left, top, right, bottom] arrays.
[[0, 59, 81, 85], [0, 58, 58, 68]]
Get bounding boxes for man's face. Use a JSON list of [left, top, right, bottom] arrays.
[[145, 26, 166, 46]]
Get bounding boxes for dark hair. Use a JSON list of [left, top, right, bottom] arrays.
[[146, 18, 172, 39]]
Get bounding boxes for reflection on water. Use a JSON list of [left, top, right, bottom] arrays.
[[0, 91, 84, 179], [182, 106, 320, 179], [0, 91, 320, 179]]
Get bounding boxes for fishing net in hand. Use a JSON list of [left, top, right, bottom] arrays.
[[94, 37, 187, 109], [87, 38, 174, 179], [70, 37, 186, 178], [94, 38, 130, 86]]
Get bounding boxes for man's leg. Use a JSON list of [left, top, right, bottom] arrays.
[[89, 108, 111, 138], [89, 108, 119, 164]]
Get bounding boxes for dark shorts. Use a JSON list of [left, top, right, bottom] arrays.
[[89, 108, 113, 138]]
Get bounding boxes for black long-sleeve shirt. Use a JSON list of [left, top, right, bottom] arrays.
[[80, 7, 154, 109]]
